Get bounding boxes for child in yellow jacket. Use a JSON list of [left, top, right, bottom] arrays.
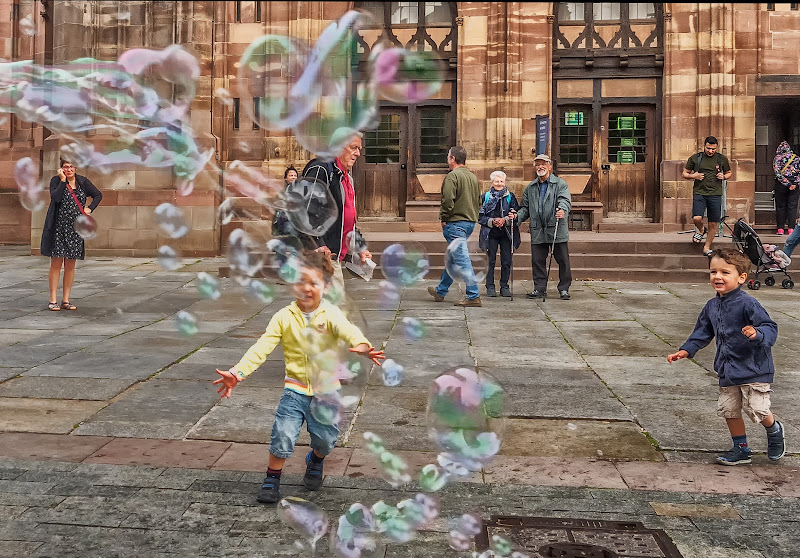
[[214, 250, 384, 504]]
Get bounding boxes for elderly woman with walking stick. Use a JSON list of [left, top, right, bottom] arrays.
[[478, 170, 520, 298], [509, 154, 572, 301]]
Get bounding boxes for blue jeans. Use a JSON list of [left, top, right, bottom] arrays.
[[269, 389, 339, 459], [784, 220, 800, 257], [436, 221, 479, 299]]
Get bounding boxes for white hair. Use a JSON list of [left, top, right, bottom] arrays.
[[489, 170, 506, 182]]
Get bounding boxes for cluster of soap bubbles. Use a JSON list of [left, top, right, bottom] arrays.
[[279, 493, 440, 557], [445, 237, 489, 287], [237, 11, 443, 160]]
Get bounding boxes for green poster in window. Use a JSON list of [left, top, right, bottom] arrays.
[[620, 137, 636, 147], [617, 150, 636, 164], [564, 111, 584, 126], [617, 116, 636, 130]]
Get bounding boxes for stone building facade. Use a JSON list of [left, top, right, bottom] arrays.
[[1, 2, 799, 254]]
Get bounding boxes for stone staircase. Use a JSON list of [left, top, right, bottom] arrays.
[[218, 229, 741, 283]]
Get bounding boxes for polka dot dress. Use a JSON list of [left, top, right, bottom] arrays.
[[51, 183, 86, 260]]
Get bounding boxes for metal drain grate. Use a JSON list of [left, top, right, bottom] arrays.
[[476, 516, 683, 558]]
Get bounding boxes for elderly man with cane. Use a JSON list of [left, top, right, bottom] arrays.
[[510, 154, 573, 300]]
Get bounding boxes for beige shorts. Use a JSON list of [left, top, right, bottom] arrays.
[[717, 383, 772, 423]]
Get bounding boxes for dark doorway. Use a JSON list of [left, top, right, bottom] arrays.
[[755, 97, 800, 225]]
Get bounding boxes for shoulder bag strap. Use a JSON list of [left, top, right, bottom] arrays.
[[781, 154, 797, 174], [66, 183, 86, 215]]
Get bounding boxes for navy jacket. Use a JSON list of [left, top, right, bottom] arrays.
[[40, 174, 102, 258], [477, 190, 521, 251], [680, 287, 777, 386]]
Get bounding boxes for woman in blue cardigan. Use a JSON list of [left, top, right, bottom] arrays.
[[40, 160, 102, 311]]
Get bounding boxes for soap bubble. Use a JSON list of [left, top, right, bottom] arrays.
[[309, 392, 343, 426], [19, 14, 35, 36], [381, 359, 404, 387], [346, 229, 369, 258], [427, 367, 505, 471], [363, 432, 411, 487], [18, 187, 46, 212], [492, 535, 513, 556], [380, 243, 429, 286], [363, 431, 386, 454], [176, 178, 194, 196], [331, 503, 381, 558], [371, 46, 443, 103], [215, 87, 234, 106], [246, 279, 276, 304], [154, 203, 189, 239], [401, 317, 427, 341], [74, 214, 97, 239], [566, 422, 577, 431], [237, 34, 311, 131], [444, 237, 488, 286], [449, 513, 483, 552], [157, 245, 181, 270], [267, 237, 305, 284], [418, 463, 449, 492], [196, 272, 221, 300], [370, 494, 436, 545], [227, 229, 266, 277], [282, 176, 338, 236], [175, 310, 198, 336], [218, 198, 235, 225], [277, 497, 329, 553], [377, 280, 400, 310], [14, 158, 39, 191]]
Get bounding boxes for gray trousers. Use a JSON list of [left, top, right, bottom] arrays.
[[531, 242, 572, 292]]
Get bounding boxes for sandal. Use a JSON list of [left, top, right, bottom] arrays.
[[48, 302, 61, 311], [703, 249, 714, 257], [61, 301, 77, 311], [692, 227, 707, 243]]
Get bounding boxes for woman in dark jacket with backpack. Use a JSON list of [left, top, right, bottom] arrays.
[[40, 160, 102, 311], [478, 170, 520, 297]]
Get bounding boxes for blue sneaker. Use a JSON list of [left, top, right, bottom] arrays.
[[716, 445, 752, 466], [767, 421, 786, 461], [303, 451, 324, 491], [256, 476, 281, 504]]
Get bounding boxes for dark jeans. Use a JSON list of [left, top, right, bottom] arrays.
[[532, 242, 572, 292], [774, 185, 799, 230], [486, 232, 512, 288]]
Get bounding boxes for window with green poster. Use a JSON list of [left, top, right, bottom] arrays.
[[608, 112, 646, 163]]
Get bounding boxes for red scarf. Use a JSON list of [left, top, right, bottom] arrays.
[[335, 158, 356, 261]]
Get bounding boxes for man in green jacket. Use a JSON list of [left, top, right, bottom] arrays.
[[512, 154, 572, 300], [427, 146, 482, 307]]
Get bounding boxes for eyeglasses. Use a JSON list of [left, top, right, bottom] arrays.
[[62, 165, 74, 169]]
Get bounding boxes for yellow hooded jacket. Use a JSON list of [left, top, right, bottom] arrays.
[[233, 300, 370, 395]]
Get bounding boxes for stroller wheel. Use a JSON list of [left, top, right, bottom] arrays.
[[752, 280, 761, 290], [765, 276, 775, 287], [782, 278, 794, 289]]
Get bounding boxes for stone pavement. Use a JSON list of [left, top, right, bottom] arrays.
[[0, 247, 799, 557]]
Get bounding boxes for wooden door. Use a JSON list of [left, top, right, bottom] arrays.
[[353, 108, 408, 218], [599, 106, 656, 219]]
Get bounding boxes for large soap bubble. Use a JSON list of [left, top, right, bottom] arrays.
[[331, 503, 381, 558], [226, 229, 266, 278], [426, 367, 505, 472], [154, 203, 188, 239], [74, 214, 97, 240], [371, 46, 444, 103], [444, 237, 488, 286], [282, 176, 338, 236], [277, 497, 329, 553], [380, 243, 430, 286]]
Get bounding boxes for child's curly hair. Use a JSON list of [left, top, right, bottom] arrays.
[[302, 249, 334, 283], [708, 247, 751, 276]]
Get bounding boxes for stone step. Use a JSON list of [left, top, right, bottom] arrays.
[[357, 220, 410, 233]]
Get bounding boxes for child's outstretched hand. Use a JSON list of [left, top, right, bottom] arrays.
[[667, 350, 689, 363], [742, 325, 758, 340], [349, 344, 386, 366], [214, 368, 239, 398]]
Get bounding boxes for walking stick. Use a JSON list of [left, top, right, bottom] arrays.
[[542, 216, 561, 303], [509, 215, 515, 301]]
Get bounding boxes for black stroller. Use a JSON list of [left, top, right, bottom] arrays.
[[728, 218, 794, 290]]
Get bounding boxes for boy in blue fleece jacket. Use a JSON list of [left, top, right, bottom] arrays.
[[667, 248, 786, 464]]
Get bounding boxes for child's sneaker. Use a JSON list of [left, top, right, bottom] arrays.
[[303, 451, 324, 491], [256, 476, 281, 504], [716, 445, 752, 466], [778, 228, 785, 235], [767, 420, 786, 461]]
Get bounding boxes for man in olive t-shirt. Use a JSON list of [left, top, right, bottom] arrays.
[[682, 136, 732, 255]]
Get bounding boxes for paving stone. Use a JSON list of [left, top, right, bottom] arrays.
[[23, 350, 177, 380], [0, 432, 112, 462], [82, 438, 231, 469], [0, 367, 23, 382], [557, 320, 674, 357], [74, 379, 221, 439], [0, 398, 106, 434], [615, 461, 777, 496], [0, 376, 135, 400], [502, 385, 632, 420], [650, 501, 741, 519]]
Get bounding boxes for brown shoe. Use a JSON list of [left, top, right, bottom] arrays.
[[454, 297, 482, 307], [427, 286, 445, 302]]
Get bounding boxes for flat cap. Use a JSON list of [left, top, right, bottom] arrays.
[[533, 154, 552, 163]]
